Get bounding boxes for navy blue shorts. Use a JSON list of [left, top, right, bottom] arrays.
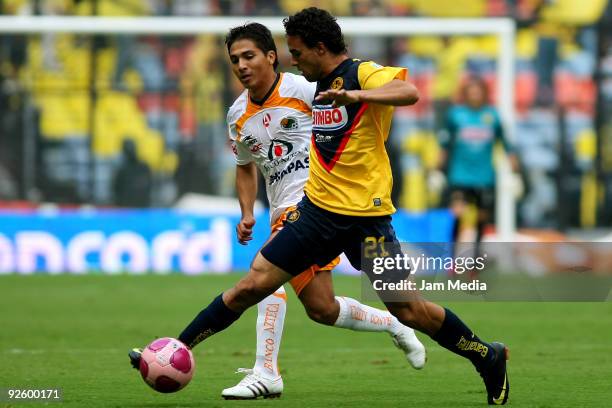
[[260, 195, 401, 277]]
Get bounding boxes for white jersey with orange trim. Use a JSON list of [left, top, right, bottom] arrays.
[[227, 72, 315, 223]]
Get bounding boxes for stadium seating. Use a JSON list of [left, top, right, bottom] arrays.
[[0, 0, 608, 228]]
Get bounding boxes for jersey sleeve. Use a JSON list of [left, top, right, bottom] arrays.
[[232, 139, 254, 165], [295, 74, 317, 108], [227, 113, 253, 166], [357, 61, 408, 90]]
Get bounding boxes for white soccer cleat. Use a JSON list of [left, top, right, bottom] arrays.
[[221, 368, 283, 400], [391, 325, 427, 369]]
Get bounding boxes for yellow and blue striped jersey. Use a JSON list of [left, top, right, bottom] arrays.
[[305, 59, 407, 216]]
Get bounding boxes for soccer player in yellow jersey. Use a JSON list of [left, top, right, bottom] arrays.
[[136, 8, 509, 406], [221, 23, 425, 399]]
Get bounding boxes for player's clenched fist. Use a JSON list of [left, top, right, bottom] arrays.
[[236, 216, 256, 245]]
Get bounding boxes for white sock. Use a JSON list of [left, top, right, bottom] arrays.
[[253, 286, 287, 379], [334, 296, 400, 333]]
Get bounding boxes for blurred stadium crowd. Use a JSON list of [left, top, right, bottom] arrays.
[[0, 0, 611, 231]]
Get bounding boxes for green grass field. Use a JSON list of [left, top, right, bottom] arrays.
[[1, 274, 611, 407]]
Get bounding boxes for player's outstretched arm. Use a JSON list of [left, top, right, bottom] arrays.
[[236, 162, 258, 245], [316, 79, 419, 107]]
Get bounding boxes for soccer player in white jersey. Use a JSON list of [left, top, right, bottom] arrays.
[[220, 22, 426, 399]]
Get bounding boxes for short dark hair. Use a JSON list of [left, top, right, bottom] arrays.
[[225, 22, 278, 69], [283, 7, 347, 55]]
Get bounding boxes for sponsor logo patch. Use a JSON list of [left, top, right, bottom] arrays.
[[268, 157, 309, 185], [263, 113, 272, 128], [312, 105, 349, 131], [314, 133, 334, 143], [241, 134, 257, 147], [240, 134, 263, 153], [268, 139, 293, 160], [459, 126, 493, 142]]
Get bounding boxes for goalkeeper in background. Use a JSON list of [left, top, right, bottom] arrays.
[[440, 76, 519, 256]]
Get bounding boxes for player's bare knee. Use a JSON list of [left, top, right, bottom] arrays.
[[305, 306, 337, 325], [301, 296, 337, 326], [297, 272, 339, 325]]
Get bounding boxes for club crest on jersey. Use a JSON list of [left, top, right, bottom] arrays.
[[312, 105, 349, 131], [268, 139, 293, 160], [331, 77, 344, 90], [280, 116, 299, 131], [286, 209, 300, 223], [481, 112, 494, 125]]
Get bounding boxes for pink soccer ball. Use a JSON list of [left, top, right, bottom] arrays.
[[139, 337, 195, 393]]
